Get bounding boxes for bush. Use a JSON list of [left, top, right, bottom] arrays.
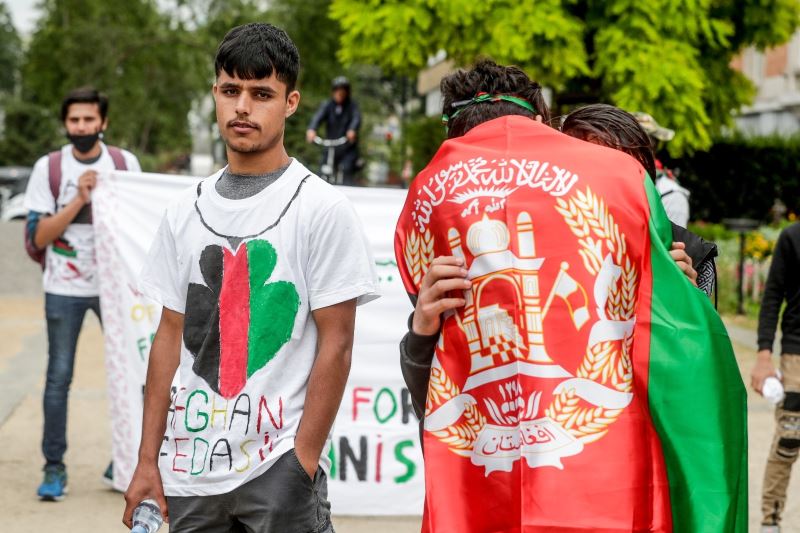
[[662, 134, 800, 223]]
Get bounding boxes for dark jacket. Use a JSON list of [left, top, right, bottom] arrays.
[[758, 223, 800, 355], [308, 98, 361, 141], [672, 223, 718, 297]]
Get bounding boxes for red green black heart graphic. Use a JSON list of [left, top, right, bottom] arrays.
[[183, 239, 300, 398]]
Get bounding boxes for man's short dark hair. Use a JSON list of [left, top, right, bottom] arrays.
[[440, 59, 551, 139], [561, 104, 657, 180], [215, 23, 300, 93], [61, 87, 109, 122]]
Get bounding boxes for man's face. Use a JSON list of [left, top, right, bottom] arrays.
[[213, 71, 300, 154], [64, 103, 106, 136], [332, 87, 347, 104]]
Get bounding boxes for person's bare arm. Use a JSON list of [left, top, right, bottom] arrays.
[[123, 308, 184, 528], [34, 170, 96, 249], [294, 299, 357, 478]]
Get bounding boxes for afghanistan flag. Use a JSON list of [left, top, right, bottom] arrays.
[[394, 116, 746, 532]]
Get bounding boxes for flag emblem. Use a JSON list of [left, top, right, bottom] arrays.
[[423, 187, 638, 474]]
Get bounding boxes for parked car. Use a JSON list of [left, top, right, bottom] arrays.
[[0, 166, 32, 221]]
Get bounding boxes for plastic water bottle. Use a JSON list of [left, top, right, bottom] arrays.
[[763, 370, 785, 406], [131, 499, 163, 533]]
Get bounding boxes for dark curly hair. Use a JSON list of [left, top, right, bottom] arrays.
[[561, 104, 657, 180], [440, 59, 550, 139]]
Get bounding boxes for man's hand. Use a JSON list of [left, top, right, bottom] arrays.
[[123, 462, 168, 529], [294, 444, 318, 480], [306, 129, 317, 143], [412, 256, 470, 336], [77, 170, 98, 204], [669, 241, 697, 286], [346, 129, 357, 143], [751, 349, 778, 394]]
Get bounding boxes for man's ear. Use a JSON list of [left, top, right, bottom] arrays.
[[286, 90, 300, 118], [100, 118, 109, 131]]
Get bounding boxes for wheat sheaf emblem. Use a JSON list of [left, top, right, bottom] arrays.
[[404, 228, 435, 287], [428, 186, 638, 455]]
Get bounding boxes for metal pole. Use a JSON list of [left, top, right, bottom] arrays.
[[738, 231, 746, 315]]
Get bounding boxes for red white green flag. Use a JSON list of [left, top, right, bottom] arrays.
[[394, 116, 747, 532]]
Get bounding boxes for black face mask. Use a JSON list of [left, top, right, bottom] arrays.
[[67, 131, 101, 154]]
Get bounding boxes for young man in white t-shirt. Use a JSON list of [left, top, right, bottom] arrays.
[[24, 87, 141, 501], [123, 23, 378, 532]]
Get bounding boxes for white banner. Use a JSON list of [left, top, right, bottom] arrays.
[[94, 171, 423, 515]]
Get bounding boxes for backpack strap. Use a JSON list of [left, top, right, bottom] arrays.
[[107, 146, 128, 171], [48, 150, 62, 202]]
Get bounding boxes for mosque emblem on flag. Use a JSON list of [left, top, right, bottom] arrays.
[[415, 187, 639, 475]]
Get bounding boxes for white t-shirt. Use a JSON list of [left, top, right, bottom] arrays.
[[24, 143, 141, 297], [139, 160, 379, 496], [655, 175, 690, 228]]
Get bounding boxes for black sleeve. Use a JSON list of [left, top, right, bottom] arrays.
[[307, 101, 328, 131], [347, 101, 362, 132], [399, 311, 439, 420], [758, 231, 788, 351]]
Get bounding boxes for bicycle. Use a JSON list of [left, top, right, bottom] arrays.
[[312, 135, 349, 185]]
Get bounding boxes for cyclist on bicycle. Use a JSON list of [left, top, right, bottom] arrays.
[[306, 76, 361, 185]]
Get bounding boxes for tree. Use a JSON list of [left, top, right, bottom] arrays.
[[331, 0, 800, 154], [0, 97, 61, 166], [0, 1, 21, 95], [21, 0, 208, 161]]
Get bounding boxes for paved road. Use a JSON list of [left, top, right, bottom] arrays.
[[0, 220, 798, 531]]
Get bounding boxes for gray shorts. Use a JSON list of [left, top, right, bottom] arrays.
[[167, 449, 333, 533]]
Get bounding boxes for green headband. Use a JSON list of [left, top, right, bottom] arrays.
[[441, 92, 537, 128]]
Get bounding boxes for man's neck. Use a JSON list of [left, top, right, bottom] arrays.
[[226, 146, 291, 175], [72, 142, 102, 162]]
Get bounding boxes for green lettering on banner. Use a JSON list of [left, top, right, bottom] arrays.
[[136, 338, 148, 361], [328, 445, 337, 479], [394, 440, 416, 483], [191, 437, 209, 475], [185, 389, 209, 432], [373, 387, 397, 424]]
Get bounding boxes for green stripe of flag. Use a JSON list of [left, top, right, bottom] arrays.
[[644, 178, 748, 532]]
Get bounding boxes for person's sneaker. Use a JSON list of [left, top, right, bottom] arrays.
[[37, 465, 67, 501], [761, 525, 781, 533], [102, 461, 113, 488]]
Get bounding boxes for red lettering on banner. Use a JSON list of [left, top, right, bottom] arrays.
[[352, 386, 373, 420]]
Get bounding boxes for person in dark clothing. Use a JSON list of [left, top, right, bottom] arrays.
[[751, 222, 800, 531], [561, 104, 718, 297], [306, 76, 361, 185], [399, 102, 715, 432]]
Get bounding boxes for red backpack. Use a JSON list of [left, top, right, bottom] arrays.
[[24, 146, 128, 268]]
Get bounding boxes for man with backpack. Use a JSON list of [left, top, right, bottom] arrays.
[[23, 87, 140, 501]]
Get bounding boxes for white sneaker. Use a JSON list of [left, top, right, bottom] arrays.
[[761, 525, 780, 533]]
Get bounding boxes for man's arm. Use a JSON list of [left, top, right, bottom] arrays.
[[752, 233, 788, 393], [123, 308, 184, 528], [399, 256, 470, 419], [32, 170, 97, 249], [400, 314, 440, 420], [306, 101, 329, 142], [346, 101, 361, 142], [294, 298, 357, 478]]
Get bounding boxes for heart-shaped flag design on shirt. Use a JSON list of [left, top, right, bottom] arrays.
[[183, 239, 300, 398]]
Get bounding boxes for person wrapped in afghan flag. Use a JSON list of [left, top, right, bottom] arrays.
[[394, 60, 746, 532]]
